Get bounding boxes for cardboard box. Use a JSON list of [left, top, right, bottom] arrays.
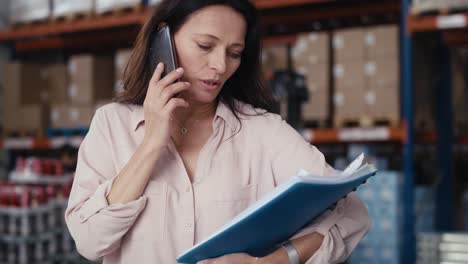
[[10, 0, 50, 24], [333, 28, 365, 61], [293, 32, 329, 66], [300, 63, 329, 92], [4, 105, 49, 132], [302, 90, 328, 120], [46, 64, 69, 104], [51, 104, 94, 128], [262, 45, 288, 74], [2, 63, 49, 106], [95, 0, 142, 14], [333, 60, 366, 90], [365, 25, 399, 58], [365, 58, 400, 90], [333, 60, 367, 120], [333, 85, 367, 119], [68, 55, 115, 105], [52, 0, 93, 17], [115, 49, 132, 94], [365, 87, 400, 117]]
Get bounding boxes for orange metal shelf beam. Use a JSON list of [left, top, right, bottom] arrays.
[[0, 10, 149, 41], [14, 28, 139, 52], [303, 125, 407, 144], [407, 12, 468, 34]]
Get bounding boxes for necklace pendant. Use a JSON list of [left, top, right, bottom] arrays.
[[181, 127, 188, 135]]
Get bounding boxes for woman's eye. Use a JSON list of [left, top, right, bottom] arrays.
[[197, 44, 211, 50], [230, 53, 242, 59]]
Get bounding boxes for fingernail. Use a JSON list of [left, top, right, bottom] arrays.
[[176, 67, 184, 73], [157, 62, 162, 68], [185, 82, 191, 86]]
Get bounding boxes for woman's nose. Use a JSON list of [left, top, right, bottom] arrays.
[[209, 50, 227, 75]]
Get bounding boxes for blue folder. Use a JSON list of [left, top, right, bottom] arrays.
[[177, 157, 377, 264]]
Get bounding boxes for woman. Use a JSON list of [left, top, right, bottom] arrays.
[[65, 1, 370, 263]]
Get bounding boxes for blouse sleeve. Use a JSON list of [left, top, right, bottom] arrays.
[[64, 108, 147, 261], [266, 116, 371, 263]]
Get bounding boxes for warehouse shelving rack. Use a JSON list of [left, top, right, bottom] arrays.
[[406, 0, 468, 250], [1, 0, 452, 263]]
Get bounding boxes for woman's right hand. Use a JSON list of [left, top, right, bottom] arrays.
[[142, 63, 190, 151]]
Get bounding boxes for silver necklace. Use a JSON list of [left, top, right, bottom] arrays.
[[176, 119, 199, 136]]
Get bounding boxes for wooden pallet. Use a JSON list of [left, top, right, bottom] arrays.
[[3, 129, 44, 138], [51, 11, 93, 23], [334, 115, 399, 128], [303, 119, 329, 129], [46, 127, 89, 137], [97, 3, 143, 16]]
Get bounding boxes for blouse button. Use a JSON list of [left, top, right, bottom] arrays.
[[185, 223, 192, 228]]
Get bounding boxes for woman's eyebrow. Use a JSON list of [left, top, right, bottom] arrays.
[[194, 33, 244, 48]]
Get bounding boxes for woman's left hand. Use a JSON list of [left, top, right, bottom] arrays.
[[196, 253, 258, 264]]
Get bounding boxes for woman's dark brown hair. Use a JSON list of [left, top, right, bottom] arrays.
[[115, 0, 275, 115]]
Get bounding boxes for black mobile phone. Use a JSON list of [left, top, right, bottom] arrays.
[[150, 24, 179, 78]]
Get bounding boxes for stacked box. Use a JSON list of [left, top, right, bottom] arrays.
[[68, 54, 114, 105], [333, 61, 366, 119], [2, 63, 51, 132], [9, 0, 51, 24], [50, 105, 94, 128], [363, 25, 400, 121], [115, 49, 133, 95], [349, 171, 404, 264], [45, 64, 69, 104], [53, 54, 114, 128], [51, 0, 94, 18], [333, 25, 400, 126], [332, 28, 367, 123], [95, 0, 142, 14], [292, 32, 330, 122]]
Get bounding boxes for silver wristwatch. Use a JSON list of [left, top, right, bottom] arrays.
[[281, 241, 300, 264]]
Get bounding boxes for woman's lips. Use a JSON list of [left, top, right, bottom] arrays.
[[199, 80, 221, 90]]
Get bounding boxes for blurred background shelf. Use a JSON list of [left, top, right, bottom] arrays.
[[1, 0, 468, 263], [0, 136, 84, 150], [0, 0, 401, 52]]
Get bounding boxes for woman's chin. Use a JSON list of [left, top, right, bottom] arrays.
[[185, 90, 220, 104]]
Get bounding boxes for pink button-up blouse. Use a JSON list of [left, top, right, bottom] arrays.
[[65, 101, 370, 264]]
